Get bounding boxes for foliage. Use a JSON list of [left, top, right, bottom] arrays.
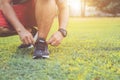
[[0, 18, 120, 80], [87, 0, 120, 15]]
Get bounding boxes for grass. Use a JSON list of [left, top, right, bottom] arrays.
[[0, 17, 120, 80]]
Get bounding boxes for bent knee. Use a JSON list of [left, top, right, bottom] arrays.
[[0, 27, 17, 37], [0, 27, 9, 33], [35, 0, 57, 15]]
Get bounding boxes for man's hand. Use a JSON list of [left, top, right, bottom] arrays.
[[47, 31, 64, 46], [18, 30, 34, 45], [1, 0, 35, 45]]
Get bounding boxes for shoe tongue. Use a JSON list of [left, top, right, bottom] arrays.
[[37, 38, 46, 50]]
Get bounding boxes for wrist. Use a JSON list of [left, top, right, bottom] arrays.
[[13, 24, 26, 33], [58, 28, 67, 37], [16, 28, 26, 34]]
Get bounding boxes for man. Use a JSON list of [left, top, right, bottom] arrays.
[[0, 0, 69, 59]]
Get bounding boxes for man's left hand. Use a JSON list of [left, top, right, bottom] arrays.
[[47, 31, 64, 46]]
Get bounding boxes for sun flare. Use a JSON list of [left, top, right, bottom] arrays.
[[68, 0, 81, 16], [70, 1, 81, 11]]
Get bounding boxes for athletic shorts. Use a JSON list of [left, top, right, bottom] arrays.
[[0, 0, 36, 30]]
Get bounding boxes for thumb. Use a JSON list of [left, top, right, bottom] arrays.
[[47, 36, 55, 44], [47, 38, 52, 44]]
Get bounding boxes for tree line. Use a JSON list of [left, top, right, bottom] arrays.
[[81, 0, 120, 16]]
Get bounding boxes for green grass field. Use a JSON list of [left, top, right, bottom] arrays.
[[0, 18, 120, 80]]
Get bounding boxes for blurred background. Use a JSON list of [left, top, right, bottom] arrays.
[[67, 0, 120, 17]]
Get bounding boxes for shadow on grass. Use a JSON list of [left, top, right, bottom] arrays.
[[12, 48, 34, 59]]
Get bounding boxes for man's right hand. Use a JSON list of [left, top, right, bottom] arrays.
[[18, 29, 34, 45]]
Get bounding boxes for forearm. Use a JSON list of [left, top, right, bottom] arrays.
[[58, 6, 69, 30], [1, 3, 26, 33], [47, 7, 69, 46]]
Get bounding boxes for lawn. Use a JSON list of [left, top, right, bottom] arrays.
[[0, 17, 120, 80]]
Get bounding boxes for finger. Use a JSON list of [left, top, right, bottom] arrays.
[[51, 40, 60, 46], [24, 37, 29, 45], [24, 36, 29, 44], [47, 38, 53, 44], [51, 41, 56, 46], [26, 36, 32, 44], [47, 36, 55, 44], [27, 34, 34, 44], [30, 35, 34, 44], [20, 36, 27, 44], [21, 38, 26, 44]]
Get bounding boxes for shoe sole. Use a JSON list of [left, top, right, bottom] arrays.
[[42, 55, 49, 58], [33, 55, 49, 59]]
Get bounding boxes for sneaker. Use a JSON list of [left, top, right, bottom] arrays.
[[18, 27, 37, 49], [33, 38, 50, 59]]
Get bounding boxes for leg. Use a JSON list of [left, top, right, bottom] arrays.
[[33, 0, 57, 59], [0, 27, 17, 37], [35, 0, 56, 39]]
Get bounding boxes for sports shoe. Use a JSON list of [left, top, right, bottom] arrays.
[[33, 38, 50, 59], [18, 27, 37, 49]]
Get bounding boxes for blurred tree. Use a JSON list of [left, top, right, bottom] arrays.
[[81, 0, 87, 17], [88, 0, 120, 16]]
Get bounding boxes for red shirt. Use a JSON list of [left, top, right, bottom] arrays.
[[0, 0, 36, 29]]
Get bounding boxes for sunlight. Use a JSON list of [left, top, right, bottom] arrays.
[[69, 0, 81, 16], [70, 0, 81, 11]]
